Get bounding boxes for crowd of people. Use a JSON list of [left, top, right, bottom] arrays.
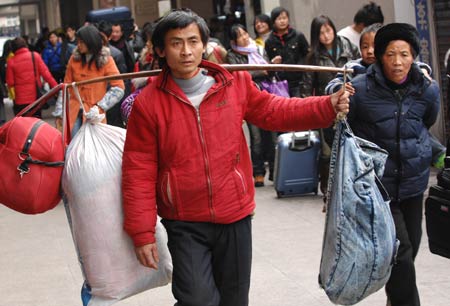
[[0, 2, 445, 306]]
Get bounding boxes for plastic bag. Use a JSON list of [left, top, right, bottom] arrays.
[[260, 77, 290, 98], [62, 118, 172, 306]]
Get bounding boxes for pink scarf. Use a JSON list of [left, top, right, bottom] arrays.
[[230, 40, 268, 65]]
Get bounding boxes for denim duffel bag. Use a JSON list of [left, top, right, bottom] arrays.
[[319, 119, 398, 305]]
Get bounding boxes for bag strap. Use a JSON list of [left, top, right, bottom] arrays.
[[31, 51, 40, 90], [61, 83, 71, 146], [17, 119, 64, 178]]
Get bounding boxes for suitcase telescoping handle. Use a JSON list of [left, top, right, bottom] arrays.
[[289, 131, 312, 152]]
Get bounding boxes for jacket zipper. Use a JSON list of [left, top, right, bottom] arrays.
[[196, 108, 215, 221], [163, 82, 227, 222], [394, 90, 403, 201]]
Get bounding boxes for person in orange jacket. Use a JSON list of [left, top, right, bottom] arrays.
[[52, 25, 124, 135]]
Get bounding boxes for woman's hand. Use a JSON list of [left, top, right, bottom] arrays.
[[271, 55, 282, 64], [344, 82, 355, 95]]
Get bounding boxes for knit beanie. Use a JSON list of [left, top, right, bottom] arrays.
[[374, 23, 420, 61]]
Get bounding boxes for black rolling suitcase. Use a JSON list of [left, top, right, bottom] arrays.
[[273, 131, 320, 198], [86, 6, 134, 38], [425, 185, 450, 259]]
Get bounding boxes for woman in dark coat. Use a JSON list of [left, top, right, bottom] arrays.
[[264, 6, 309, 97], [347, 23, 440, 306], [226, 24, 277, 187]]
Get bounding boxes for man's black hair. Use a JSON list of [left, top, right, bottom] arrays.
[[141, 22, 155, 42], [354, 2, 384, 26], [152, 8, 210, 57], [96, 20, 113, 38]]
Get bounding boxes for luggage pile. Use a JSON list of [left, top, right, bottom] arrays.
[[425, 154, 450, 259]]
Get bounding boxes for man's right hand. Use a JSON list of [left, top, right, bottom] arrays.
[[135, 243, 159, 270]]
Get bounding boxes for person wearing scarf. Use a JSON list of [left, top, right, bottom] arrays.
[[226, 24, 277, 188]]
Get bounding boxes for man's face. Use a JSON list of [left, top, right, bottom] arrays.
[[111, 25, 123, 42], [156, 23, 205, 79], [66, 27, 76, 40], [49, 33, 58, 46]]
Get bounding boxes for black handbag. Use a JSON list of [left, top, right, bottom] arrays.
[[425, 185, 450, 258]]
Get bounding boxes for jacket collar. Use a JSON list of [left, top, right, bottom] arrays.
[[14, 48, 30, 56], [367, 62, 430, 95], [71, 46, 111, 68], [155, 60, 233, 95], [272, 27, 295, 45]]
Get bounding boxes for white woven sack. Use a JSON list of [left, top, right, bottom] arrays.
[[62, 119, 172, 306]]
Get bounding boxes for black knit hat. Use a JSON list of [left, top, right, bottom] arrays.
[[374, 23, 420, 61]]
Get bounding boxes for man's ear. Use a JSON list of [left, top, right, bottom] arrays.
[[155, 47, 165, 58]]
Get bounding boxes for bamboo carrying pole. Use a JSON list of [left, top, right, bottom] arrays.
[[23, 64, 352, 116], [64, 64, 353, 88]]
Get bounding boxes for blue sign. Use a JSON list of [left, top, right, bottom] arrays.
[[414, 0, 433, 67]]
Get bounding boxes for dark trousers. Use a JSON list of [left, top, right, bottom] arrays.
[[161, 216, 252, 306], [13, 103, 41, 118], [386, 195, 423, 306], [248, 123, 277, 178], [50, 69, 65, 83]]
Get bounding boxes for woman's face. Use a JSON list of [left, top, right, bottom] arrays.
[[319, 23, 334, 50], [255, 19, 270, 35], [381, 40, 414, 84], [274, 12, 289, 32], [77, 39, 88, 54], [235, 27, 250, 47], [360, 32, 376, 65]]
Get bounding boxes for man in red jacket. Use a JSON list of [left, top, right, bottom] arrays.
[[6, 37, 57, 117], [122, 9, 349, 306]]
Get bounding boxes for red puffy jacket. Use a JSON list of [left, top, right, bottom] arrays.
[[122, 60, 336, 246], [6, 48, 57, 105]]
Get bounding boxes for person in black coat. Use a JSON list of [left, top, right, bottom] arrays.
[[264, 7, 309, 97], [96, 20, 129, 128], [347, 23, 440, 306]]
